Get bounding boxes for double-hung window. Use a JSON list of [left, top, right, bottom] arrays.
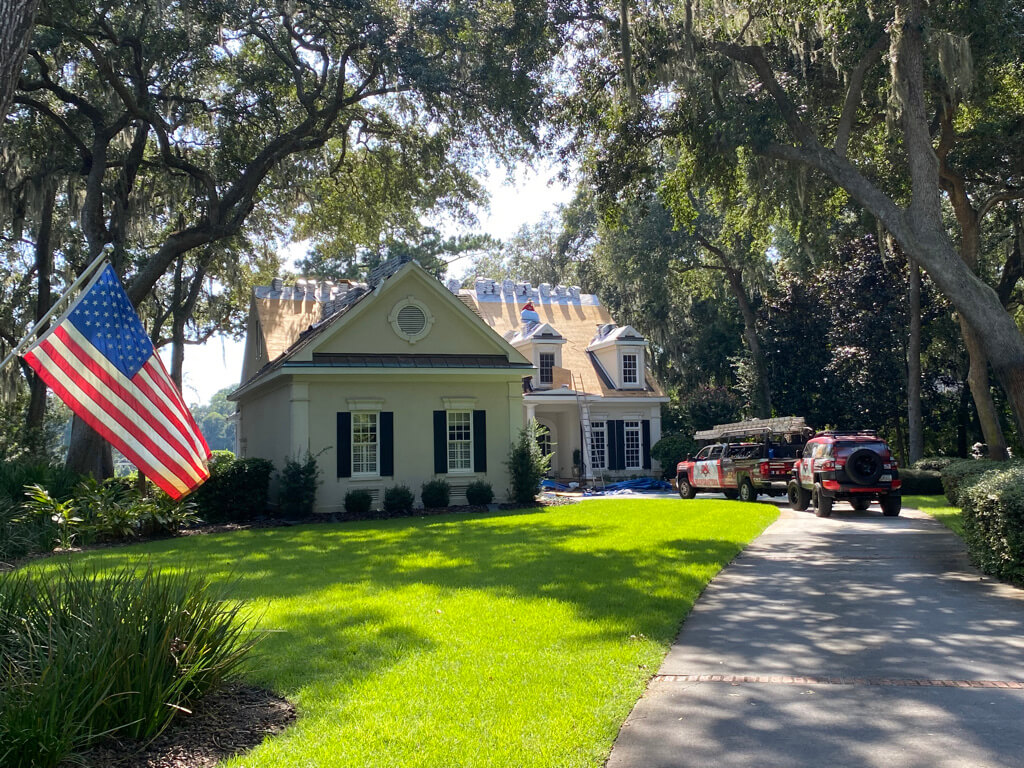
[[624, 420, 642, 470], [352, 412, 379, 476], [622, 353, 638, 385], [447, 411, 473, 472], [590, 421, 606, 470], [539, 352, 555, 385]]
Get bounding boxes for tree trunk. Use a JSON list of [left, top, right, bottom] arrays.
[[25, 182, 55, 444], [726, 267, 771, 418], [958, 317, 1008, 459], [906, 255, 924, 465], [937, 93, 1008, 461], [66, 415, 114, 479], [0, 0, 40, 123]]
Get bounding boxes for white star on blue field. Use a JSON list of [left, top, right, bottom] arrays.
[[68, 265, 154, 379]]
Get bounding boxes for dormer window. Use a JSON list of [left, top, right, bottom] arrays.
[[622, 354, 638, 385], [539, 352, 555, 385]]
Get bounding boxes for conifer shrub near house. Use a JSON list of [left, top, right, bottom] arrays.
[[279, 453, 321, 519], [958, 463, 1024, 585], [192, 453, 274, 522], [507, 422, 551, 505], [344, 490, 373, 519], [0, 565, 258, 768], [465, 480, 494, 506], [383, 485, 415, 517], [421, 479, 450, 509]]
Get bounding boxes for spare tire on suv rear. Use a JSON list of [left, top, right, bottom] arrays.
[[845, 447, 883, 485]]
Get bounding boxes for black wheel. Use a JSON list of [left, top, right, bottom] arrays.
[[845, 448, 884, 485], [788, 480, 810, 511], [678, 476, 697, 500], [723, 489, 739, 500], [738, 478, 757, 503], [881, 494, 902, 516], [850, 497, 871, 511], [814, 484, 833, 517]]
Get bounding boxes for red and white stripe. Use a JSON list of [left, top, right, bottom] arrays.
[[24, 324, 210, 499]]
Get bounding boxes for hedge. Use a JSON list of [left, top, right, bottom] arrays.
[[940, 459, 1021, 506], [958, 463, 1024, 586], [899, 468, 944, 496]]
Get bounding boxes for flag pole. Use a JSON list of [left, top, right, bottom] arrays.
[[0, 253, 109, 375]]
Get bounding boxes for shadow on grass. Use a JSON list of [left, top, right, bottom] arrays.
[[44, 502, 767, 701]]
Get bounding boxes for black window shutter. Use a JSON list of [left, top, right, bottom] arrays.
[[380, 412, 394, 476], [433, 410, 447, 474], [337, 412, 351, 478], [642, 420, 652, 470], [609, 420, 625, 470], [473, 410, 487, 472]]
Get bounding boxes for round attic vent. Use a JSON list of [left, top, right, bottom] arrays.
[[397, 304, 426, 335], [389, 297, 434, 344]]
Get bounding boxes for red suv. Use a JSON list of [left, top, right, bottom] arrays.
[[787, 431, 902, 517]]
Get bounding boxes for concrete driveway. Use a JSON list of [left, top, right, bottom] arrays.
[[605, 503, 1024, 768]]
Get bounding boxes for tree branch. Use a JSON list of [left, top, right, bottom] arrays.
[[834, 31, 890, 156]]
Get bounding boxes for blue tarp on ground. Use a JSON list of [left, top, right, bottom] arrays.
[[539, 477, 673, 494]]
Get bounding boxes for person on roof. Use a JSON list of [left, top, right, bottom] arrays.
[[521, 301, 540, 324]]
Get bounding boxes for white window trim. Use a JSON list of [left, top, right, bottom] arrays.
[[621, 351, 640, 387], [538, 351, 555, 385], [351, 411, 380, 478], [590, 421, 607, 471], [624, 420, 642, 470], [447, 410, 474, 475]]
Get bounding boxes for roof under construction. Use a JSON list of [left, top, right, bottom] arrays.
[[694, 416, 811, 443]]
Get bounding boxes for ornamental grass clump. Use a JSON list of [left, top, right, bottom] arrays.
[[0, 565, 259, 768]]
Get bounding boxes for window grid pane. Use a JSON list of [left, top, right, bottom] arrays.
[[590, 421, 606, 470], [447, 411, 472, 471], [352, 412, 378, 475], [622, 354, 638, 384], [624, 420, 641, 469], [539, 352, 555, 384]]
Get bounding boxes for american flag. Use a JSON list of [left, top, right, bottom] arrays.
[[23, 264, 211, 499]]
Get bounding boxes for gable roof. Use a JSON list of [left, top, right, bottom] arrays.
[[232, 262, 531, 400], [462, 286, 666, 399]]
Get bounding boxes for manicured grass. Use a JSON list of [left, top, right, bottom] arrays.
[[904, 494, 964, 537], [46, 499, 776, 768]]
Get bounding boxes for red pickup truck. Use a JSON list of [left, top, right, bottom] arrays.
[[676, 417, 809, 502]]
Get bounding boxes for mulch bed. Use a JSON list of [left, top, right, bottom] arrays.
[[67, 683, 295, 768]]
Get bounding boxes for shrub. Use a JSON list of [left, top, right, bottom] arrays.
[[959, 464, 1024, 585], [344, 490, 373, 518], [651, 433, 695, 479], [465, 480, 494, 506], [0, 497, 54, 565], [383, 485, 415, 517], [0, 460, 80, 505], [192, 456, 274, 522], [278, 453, 321, 519], [913, 456, 957, 472], [421, 478, 451, 509], [0, 565, 258, 768], [507, 422, 551, 505], [940, 459, 1019, 506], [898, 468, 944, 496]]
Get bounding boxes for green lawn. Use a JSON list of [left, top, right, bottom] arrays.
[[46, 498, 776, 768], [904, 493, 964, 537]]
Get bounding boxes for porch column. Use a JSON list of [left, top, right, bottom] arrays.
[[526, 402, 537, 424]]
